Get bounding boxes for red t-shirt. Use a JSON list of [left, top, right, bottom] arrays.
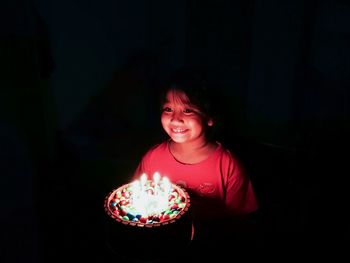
[[134, 140, 258, 220]]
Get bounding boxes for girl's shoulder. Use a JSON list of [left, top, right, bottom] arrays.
[[214, 141, 231, 156], [214, 141, 242, 163], [149, 140, 168, 152], [142, 140, 169, 158]]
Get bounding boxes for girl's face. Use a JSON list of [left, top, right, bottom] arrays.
[[161, 89, 213, 146]]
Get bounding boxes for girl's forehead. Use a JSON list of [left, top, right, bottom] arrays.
[[165, 89, 191, 105]]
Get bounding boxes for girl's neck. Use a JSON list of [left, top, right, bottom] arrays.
[[169, 139, 217, 164], [170, 139, 208, 153]]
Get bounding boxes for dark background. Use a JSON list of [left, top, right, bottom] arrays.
[[1, 0, 349, 262]]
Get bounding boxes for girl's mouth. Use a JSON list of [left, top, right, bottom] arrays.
[[171, 127, 187, 133]]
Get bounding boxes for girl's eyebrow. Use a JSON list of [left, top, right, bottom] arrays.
[[164, 102, 194, 108]]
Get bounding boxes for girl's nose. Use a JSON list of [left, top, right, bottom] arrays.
[[171, 111, 183, 122]]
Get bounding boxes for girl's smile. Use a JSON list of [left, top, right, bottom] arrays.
[[161, 89, 213, 147]]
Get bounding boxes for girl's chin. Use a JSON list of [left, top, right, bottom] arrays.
[[170, 138, 187, 143], [169, 135, 188, 143]]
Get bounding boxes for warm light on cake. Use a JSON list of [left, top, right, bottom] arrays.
[[130, 173, 172, 217], [104, 172, 190, 227]]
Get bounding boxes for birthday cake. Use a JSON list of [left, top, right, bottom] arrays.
[[104, 173, 193, 261]]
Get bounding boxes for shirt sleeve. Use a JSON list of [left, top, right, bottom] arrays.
[[224, 151, 258, 215]]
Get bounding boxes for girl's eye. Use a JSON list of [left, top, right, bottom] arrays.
[[183, 109, 194, 114], [163, 107, 172, 112]]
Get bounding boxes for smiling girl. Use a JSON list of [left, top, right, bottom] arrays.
[[133, 68, 258, 225]]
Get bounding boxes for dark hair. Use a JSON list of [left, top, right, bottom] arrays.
[[159, 66, 223, 140], [160, 67, 218, 114]]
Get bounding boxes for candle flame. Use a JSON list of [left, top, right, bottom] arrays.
[[153, 172, 160, 184], [140, 173, 147, 185], [129, 173, 173, 217]]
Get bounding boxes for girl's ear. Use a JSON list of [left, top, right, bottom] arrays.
[[207, 118, 214, 127]]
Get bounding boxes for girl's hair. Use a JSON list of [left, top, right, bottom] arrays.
[[159, 66, 223, 140], [160, 67, 218, 116]]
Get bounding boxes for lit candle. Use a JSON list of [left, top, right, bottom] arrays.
[[162, 176, 171, 195], [153, 172, 160, 195], [130, 180, 140, 201], [153, 172, 160, 185], [140, 173, 147, 192], [127, 173, 175, 218]]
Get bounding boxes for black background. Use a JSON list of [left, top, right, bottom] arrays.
[[1, 0, 349, 262]]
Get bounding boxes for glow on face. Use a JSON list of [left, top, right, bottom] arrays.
[[161, 89, 209, 144]]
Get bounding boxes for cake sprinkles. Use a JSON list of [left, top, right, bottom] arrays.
[[104, 173, 191, 227]]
